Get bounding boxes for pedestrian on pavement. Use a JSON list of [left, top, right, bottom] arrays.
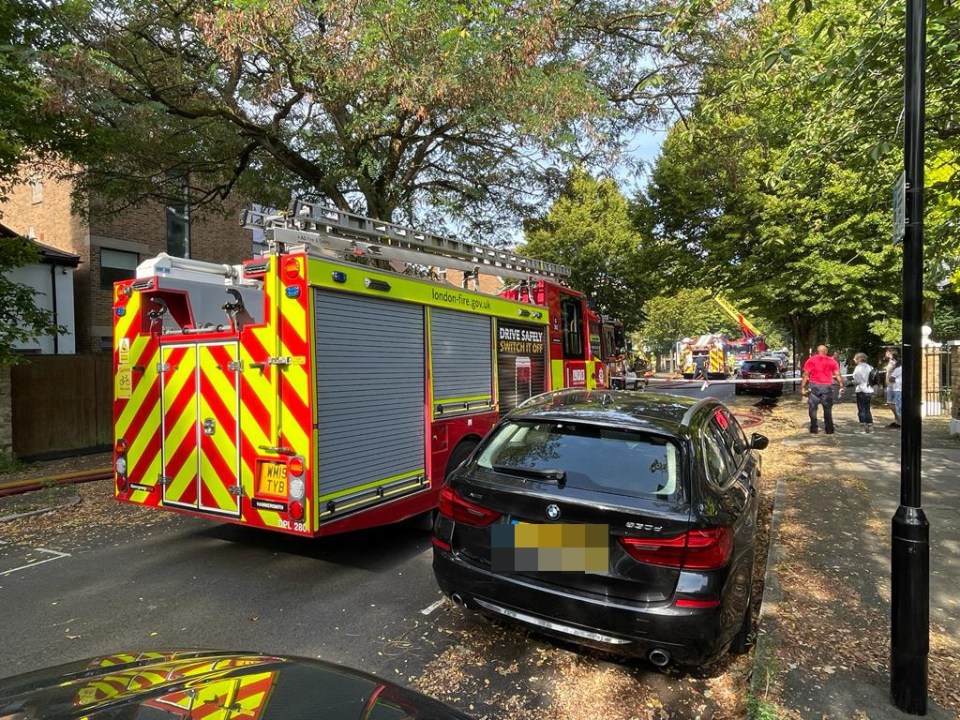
[[800, 345, 845, 434], [889, 360, 903, 429], [852, 352, 875, 433], [883, 348, 902, 428]]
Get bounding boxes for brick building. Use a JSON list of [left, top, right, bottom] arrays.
[[0, 167, 250, 353]]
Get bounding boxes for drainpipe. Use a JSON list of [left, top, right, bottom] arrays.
[[50, 263, 59, 355]]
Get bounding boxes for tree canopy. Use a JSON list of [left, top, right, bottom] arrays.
[[521, 168, 657, 330], [639, 0, 911, 355], [10, 0, 738, 232]]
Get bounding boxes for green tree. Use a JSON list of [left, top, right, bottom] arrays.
[[19, 0, 743, 230], [0, 235, 64, 362], [521, 169, 654, 330], [641, 0, 903, 357], [0, 0, 85, 196]]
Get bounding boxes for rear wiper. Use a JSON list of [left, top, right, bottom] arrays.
[[492, 465, 567, 487]]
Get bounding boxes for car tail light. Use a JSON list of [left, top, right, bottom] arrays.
[[675, 597, 721, 608], [438, 485, 501, 528], [619, 527, 733, 570], [432, 536, 452, 552]]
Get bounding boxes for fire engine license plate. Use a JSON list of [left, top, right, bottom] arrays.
[[257, 462, 287, 498]]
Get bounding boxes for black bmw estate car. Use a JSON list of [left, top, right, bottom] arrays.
[[432, 389, 767, 669]]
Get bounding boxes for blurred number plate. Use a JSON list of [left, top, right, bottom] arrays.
[[257, 462, 287, 498], [491, 523, 609, 572]]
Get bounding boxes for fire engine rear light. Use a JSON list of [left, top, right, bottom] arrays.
[[115, 438, 129, 455], [289, 477, 305, 500], [288, 456, 304, 476], [283, 257, 301, 281], [438, 485, 501, 528], [117, 475, 128, 493], [619, 527, 733, 570], [289, 501, 304, 522], [115, 457, 128, 476]]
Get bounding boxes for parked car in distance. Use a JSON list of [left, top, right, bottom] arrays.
[[432, 389, 766, 669], [758, 353, 788, 373], [0, 651, 475, 720], [735, 359, 784, 397]]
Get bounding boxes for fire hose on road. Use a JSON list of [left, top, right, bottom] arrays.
[[0, 468, 112, 499]]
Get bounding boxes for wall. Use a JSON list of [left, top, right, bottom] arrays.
[[88, 202, 251, 352], [3, 166, 255, 353]]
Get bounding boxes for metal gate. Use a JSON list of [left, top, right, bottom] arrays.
[[922, 344, 953, 417]]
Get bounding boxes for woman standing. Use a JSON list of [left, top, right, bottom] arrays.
[[885, 348, 902, 428], [852, 353, 875, 433]]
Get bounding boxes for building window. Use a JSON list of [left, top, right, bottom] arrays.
[[30, 176, 43, 204], [166, 177, 191, 258], [101, 248, 139, 289]]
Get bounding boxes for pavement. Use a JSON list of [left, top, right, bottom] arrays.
[[754, 403, 959, 719]]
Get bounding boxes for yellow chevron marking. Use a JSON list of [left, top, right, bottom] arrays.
[[163, 348, 198, 505], [198, 345, 239, 513]]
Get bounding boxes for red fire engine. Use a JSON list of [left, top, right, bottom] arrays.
[[113, 200, 613, 537]]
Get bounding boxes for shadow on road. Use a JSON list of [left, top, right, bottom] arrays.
[[190, 518, 433, 573]]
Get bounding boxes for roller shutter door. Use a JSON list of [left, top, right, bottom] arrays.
[[430, 308, 493, 417], [314, 290, 425, 500]]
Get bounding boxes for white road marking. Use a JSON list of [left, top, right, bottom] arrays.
[[420, 599, 445, 616], [0, 548, 71, 576]]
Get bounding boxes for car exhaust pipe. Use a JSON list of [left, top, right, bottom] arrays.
[[451, 593, 465, 607], [648, 649, 671, 668]]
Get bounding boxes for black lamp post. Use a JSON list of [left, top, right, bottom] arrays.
[[891, 0, 929, 713]]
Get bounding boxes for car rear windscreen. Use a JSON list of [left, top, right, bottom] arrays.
[[743, 361, 777, 373], [473, 420, 679, 499]]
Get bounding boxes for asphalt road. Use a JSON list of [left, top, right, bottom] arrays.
[[0, 512, 446, 681]]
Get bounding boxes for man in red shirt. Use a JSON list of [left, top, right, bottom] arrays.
[[800, 345, 846, 434]]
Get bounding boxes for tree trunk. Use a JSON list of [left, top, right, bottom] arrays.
[[789, 314, 820, 367]]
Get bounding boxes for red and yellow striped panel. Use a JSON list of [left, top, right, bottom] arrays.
[[162, 344, 200, 508], [235, 256, 313, 534], [197, 343, 241, 515], [275, 256, 311, 493], [114, 287, 162, 506]]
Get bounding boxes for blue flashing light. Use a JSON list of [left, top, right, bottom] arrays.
[[332, 271, 347, 283], [116, 307, 126, 317], [285, 286, 301, 299]]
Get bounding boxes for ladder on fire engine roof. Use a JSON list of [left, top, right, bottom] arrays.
[[240, 199, 572, 284]]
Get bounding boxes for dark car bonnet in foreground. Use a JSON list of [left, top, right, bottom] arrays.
[[0, 650, 473, 720]]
